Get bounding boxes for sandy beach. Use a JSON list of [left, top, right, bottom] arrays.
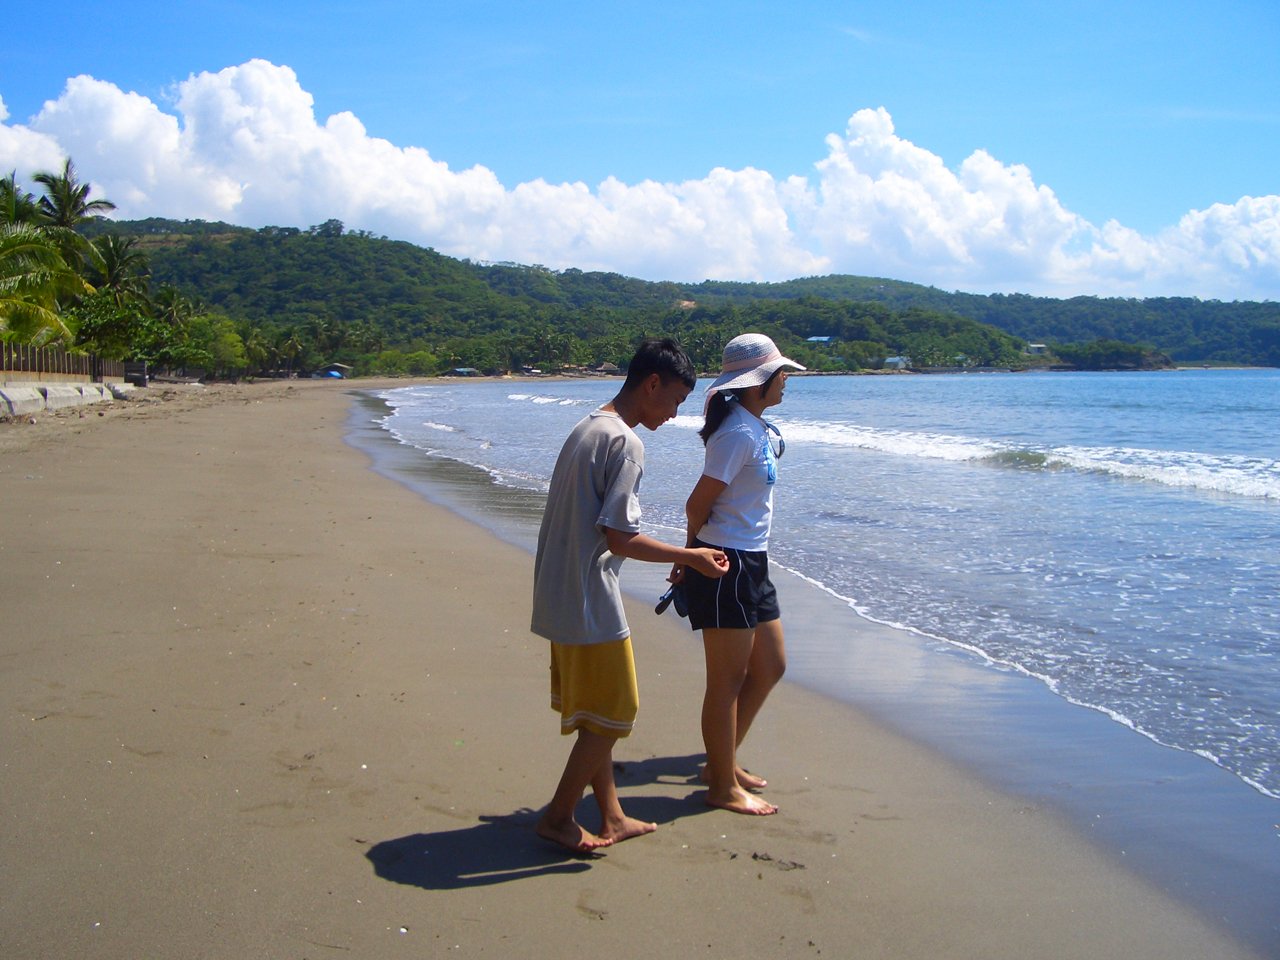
[[1, 378, 1264, 959]]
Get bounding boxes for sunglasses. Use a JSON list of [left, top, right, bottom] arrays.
[[764, 419, 785, 459], [655, 583, 688, 617]]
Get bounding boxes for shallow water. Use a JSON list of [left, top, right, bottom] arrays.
[[374, 370, 1280, 799], [350, 369, 1280, 952]]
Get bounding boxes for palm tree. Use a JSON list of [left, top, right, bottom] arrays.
[[279, 328, 304, 377], [0, 223, 92, 344], [350, 319, 384, 354], [32, 159, 116, 275], [151, 285, 197, 332], [1, 172, 40, 225], [92, 234, 150, 307], [241, 324, 272, 376], [32, 159, 116, 229], [529, 325, 560, 368], [496, 334, 524, 375]]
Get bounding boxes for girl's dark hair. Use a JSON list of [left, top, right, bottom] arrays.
[[622, 337, 697, 391], [698, 391, 739, 444], [698, 368, 783, 445]]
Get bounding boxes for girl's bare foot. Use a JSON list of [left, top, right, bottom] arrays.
[[705, 785, 778, 816], [600, 814, 658, 843], [700, 763, 768, 790], [536, 814, 614, 853]]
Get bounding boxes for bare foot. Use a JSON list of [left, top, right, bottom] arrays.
[[600, 814, 658, 844], [706, 786, 778, 816], [536, 814, 614, 853], [700, 764, 768, 790]]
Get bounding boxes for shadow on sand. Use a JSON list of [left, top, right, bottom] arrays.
[[365, 753, 711, 890]]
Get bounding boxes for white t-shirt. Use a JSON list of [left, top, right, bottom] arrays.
[[695, 403, 776, 552], [531, 409, 644, 645]]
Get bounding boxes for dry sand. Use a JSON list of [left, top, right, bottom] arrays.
[[1, 379, 1263, 959]]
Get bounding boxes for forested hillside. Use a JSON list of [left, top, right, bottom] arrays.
[[693, 276, 1280, 366], [97, 218, 1034, 374], [105, 218, 1274, 368], [9, 165, 1228, 382], [62, 215, 1277, 375]]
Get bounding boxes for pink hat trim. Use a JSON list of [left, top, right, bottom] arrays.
[[721, 346, 781, 373]]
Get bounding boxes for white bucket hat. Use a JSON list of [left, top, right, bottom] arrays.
[[705, 333, 805, 406]]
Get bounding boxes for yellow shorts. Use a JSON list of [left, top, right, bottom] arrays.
[[549, 637, 638, 738]]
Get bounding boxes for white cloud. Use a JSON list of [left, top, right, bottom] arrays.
[[0, 93, 67, 179], [2, 60, 1277, 300], [796, 108, 1093, 287], [494, 167, 826, 281], [22, 74, 242, 218]]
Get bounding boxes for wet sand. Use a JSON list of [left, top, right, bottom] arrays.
[[0, 378, 1263, 958]]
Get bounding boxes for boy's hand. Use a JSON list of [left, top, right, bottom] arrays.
[[667, 563, 685, 585], [689, 547, 730, 578]]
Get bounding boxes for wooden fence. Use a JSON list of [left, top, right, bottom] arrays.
[[0, 342, 123, 382]]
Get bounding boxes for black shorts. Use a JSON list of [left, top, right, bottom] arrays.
[[684, 539, 780, 631]]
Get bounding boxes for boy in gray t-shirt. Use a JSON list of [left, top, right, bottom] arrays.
[[531, 338, 729, 853]]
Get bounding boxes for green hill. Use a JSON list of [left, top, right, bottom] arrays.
[[86, 217, 1277, 372], [691, 276, 1280, 366]]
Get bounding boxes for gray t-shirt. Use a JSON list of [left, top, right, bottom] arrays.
[[531, 408, 644, 645]]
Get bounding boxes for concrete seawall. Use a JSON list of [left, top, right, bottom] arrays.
[[0, 381, 137, 418]]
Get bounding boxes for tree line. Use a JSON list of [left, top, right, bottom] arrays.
[[693, 276, 1280, 366], [4, 160, 1213, 379], [123, 220, 1040, 375], [2, 163, 272, 375], [90, 216, 1170, 376]]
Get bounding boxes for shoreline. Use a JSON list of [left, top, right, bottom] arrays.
[[1, 379, 1267, 959], [355, 381, 1280, 951]]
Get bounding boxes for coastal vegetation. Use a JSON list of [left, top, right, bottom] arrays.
[[695, 276, 1280, 368], [5, 159, 1275, 379], [2, 164, 248, 375]]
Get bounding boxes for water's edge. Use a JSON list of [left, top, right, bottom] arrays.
[[344, 388, 1279, 955]]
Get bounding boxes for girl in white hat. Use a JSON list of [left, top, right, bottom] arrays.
[[679, 333, 804, 815]]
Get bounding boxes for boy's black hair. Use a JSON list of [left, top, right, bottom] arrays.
[[621, 337, 697, 391]]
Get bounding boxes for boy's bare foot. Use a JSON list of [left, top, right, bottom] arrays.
[[536, 814, 614, 853], [705, 786, 779, 816], [600, 814, 658, 844], [700, 763, 768, 790]]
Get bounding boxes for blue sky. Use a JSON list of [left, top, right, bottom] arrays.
[[2, 0, 1278, 299]]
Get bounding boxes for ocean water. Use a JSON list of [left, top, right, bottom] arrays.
[[354, 368, 1280, 947]]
